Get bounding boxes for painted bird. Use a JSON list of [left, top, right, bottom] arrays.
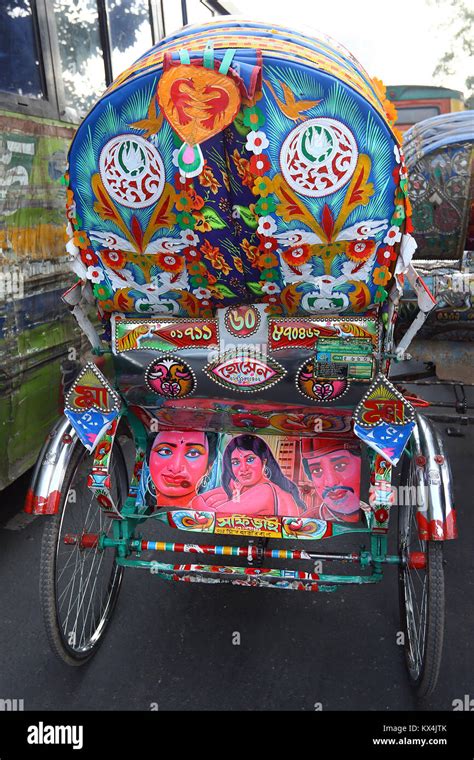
[[129, 94, 163, 137], [265, 79, 322, 122]]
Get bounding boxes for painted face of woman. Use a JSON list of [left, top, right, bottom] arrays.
[[230, 448, 265, 488], [150, 431, 209, 502]]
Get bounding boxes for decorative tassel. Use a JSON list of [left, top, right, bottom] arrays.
[[177, 142, 204, 177]]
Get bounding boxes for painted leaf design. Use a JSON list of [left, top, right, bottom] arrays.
[[176, 290, 201, 317], [321, 203, 335, 241], [280, 283, 302, 315], [235, 206, 258, 229], [348, 282, 371, 312], [273, 174, 326, 241], [201, 206, 227, 229], [91, 174, 135, 247], [142, 184, 177, 250], [247, 281, 264, 295], [333, 155, 374, 237], [212, 283, 236, 298]]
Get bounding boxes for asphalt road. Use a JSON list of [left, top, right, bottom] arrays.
[[0, 387, 473, 712]]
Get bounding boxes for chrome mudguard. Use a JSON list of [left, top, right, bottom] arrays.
[[411, 413, 457, 541], [24, 416, 79, 515]]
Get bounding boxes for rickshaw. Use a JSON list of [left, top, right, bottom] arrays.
[[396, 110, 473, 394], [25, 19, 457, 699]]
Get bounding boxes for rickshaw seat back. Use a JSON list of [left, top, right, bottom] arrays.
[[66, 19, 412, 322]]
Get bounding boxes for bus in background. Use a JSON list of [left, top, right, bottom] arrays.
[[387, 85, 465, 133], [0, 0, 230, 490]]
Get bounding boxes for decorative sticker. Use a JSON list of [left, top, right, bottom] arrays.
[[316, 338, 374, 380], [113, 316, 218, 353], [281, 517, 329, 539], [145, 356, 196, 398], [354, 421, 415, 467], [204, 351, 285, 392]]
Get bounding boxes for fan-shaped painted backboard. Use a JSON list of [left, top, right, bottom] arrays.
[[66, 19, 411, 319]]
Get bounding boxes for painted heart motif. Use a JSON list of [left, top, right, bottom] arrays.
[[313, 382, 334, 400], [157, 64, 241, 146]]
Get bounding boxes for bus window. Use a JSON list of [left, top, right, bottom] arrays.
[[162, 2, 185, 35], [396, 105, 441, 125], [186, 0, 215, 24], [53, 0, 106, 118], [0, 1, 44, 98], [107, 1, 153, 78]]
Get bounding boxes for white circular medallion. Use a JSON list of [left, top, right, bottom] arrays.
[[280, 118, 358, 197], [99, 134, 165, 208]]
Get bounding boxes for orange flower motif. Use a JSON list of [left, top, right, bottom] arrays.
[[190, 190, 205, 210], [193, 212, 212, 233], [200, 239, 231, 275], [240, 238, 260, 267], [232, 255, 244, 274], [258, 252, 279, 269], [199, 162, 221, 194], [175, 193, 192, 211], [373, 266, 392, 286], [73, 229, 91, 250], [221, 170, 231, 192], [281, 244, 312, 267], [252, 176, 275, 197], [346, 240, 375, 262], [156, 252, 184, 273], [232, 149, 254, 189]]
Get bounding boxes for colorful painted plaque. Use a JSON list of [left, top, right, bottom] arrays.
[[204, 351, 285, 392], [268, 318, 378, 352], [113, 316, 218, 353], [65, 362, 121, 414], [296, 358, 350, 401], [145, 356, 196, 398], [353, 375, 415, 427], [353, 375, 416, 465], [147, 430, 362, 522], [224, 305, 261, 337], [215, 514, 282, 538]]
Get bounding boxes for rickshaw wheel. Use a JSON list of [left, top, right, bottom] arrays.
[[39, 440, 128, 666], [398, 449, 445, 699]]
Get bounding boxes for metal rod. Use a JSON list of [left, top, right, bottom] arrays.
[[135, 539, 360, 562]]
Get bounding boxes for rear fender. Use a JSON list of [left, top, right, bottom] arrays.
[[24, 416, 78, 515], [411, 414, 457, 541]]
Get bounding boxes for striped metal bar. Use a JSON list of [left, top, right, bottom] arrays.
[[135, 539, 360, 563]]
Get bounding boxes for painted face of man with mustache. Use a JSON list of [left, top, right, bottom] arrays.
[[302, 443, 361, 521]]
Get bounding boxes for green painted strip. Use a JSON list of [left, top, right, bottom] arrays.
[[219, 48, 236, 74]]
